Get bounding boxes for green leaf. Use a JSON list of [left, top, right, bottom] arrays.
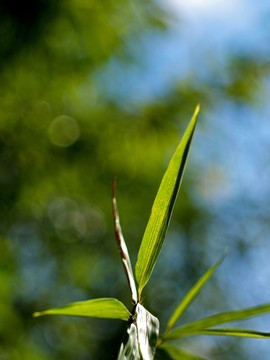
[[160, 343, 208, 360], [186, 328, 270, 338], [33, 298, 130, 321], [135, 105, 200, 298], [164, 303, 270, 339], [117, 323, 141, 360], [166, 253, 225, 332], [136, 303, 159, 360], [112, 180, 138, 304]]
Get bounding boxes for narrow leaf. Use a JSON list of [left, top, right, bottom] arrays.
[[136, 303, 159, 360], [135, 105, 200, 298], [33, 298, 130, 321], [188, 328, 270, 338], [166, 253, 225, 332], [117, 323, 141, 360], [112, 180, 138, 304], [164, 303, 270, 339], [160, 343, 208, 360]]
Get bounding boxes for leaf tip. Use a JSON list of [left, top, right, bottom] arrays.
[[195, 103, 200, 116], [224, 246, 230, 255], [32, 312, 41, 318]]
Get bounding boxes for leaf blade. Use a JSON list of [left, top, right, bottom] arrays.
[[135, 106, 200, 297], [33, 297, 130, 321], [166, 253, 225, 332], [164, 303, 270, 339], [160, 343, 208, 360], [189, 328, 270, 338]]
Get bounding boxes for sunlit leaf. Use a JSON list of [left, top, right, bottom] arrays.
[[135, 105, 200, 298], [160, 343, 208, 360], [166, 253, 225, 332], [187, 328, 270, 338], [136, 303, 159, 360], [33, 298, 130, 321], [117, 323, 141, 360], [112, 180, 138, 304], [164, 303, 270, 339]]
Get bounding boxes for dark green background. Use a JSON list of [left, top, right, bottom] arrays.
[[1, 1, 270, 359]]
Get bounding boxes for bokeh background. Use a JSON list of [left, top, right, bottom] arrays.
[[1, 0, 270, 359]]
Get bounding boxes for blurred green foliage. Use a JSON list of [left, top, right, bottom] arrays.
[[1, 1, 270, 359]]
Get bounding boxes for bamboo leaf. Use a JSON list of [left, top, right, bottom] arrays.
[[160, 343, 208, 360], [33, 298, 130, 321], [187, 328, 270, 338], [164, 303, 270, 339], [136, 303, 159, 360], [166, 253, 225, 332], [112, 180, 138, 304], [135, 105, 200, 298]]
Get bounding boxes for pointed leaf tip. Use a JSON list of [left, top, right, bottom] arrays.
[[135, 106, 199, 298], [32, 312, 41, 318]]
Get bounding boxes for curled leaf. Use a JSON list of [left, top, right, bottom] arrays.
[[112, 180, 138, 304]]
